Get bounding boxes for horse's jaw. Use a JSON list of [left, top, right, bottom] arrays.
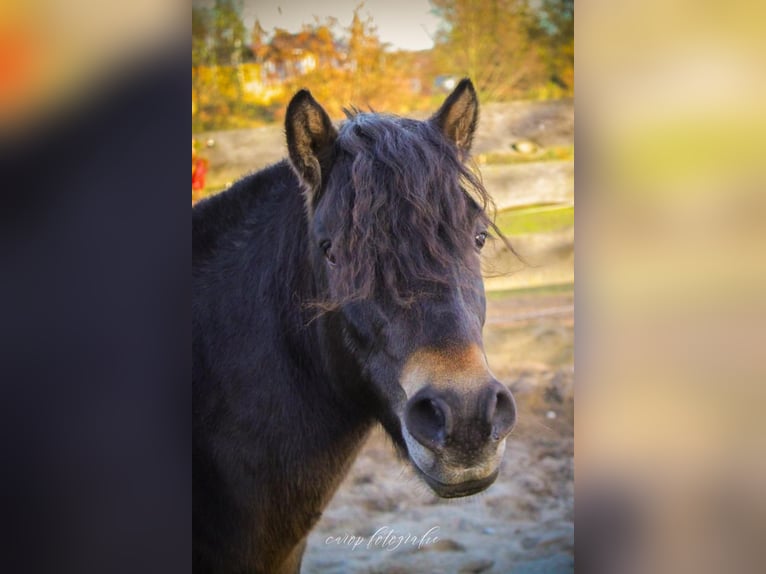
[[400, 421, 507, 498]]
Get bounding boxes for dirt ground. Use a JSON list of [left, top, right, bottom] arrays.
[[302, 288, 574, 574]]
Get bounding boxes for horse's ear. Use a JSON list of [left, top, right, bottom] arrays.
[[430, 78, 479, 158], [285, 89, 337, 200]]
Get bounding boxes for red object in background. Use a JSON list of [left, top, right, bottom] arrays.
[[192, 158, 208, 191]]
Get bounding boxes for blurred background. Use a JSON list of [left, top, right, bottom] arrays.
[[578, 2, 766, 573], [191, 1, 574, 572], [191, 0, 573, 129]]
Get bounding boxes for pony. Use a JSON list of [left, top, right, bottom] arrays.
[[192, 79, 517, 573]]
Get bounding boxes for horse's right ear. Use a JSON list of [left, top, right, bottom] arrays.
[[285, 90, 337, 202]]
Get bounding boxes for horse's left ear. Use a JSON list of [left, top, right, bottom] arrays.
[[285, 89, 337, 201], [430, 78, 479, 158]]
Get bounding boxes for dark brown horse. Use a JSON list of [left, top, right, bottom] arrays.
[[193, 79, 517, 573]]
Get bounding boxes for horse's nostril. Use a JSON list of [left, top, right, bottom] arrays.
[[405, 394, 453, 450], [486, 382, 516, 441]]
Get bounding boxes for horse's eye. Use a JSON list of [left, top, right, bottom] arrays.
[[319, 240, 336, 266], [475, 231, 488, 250]]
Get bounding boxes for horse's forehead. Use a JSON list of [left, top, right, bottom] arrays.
[[342, 113, 414, 128], [339, 115, 426, 143], [336, 118, 453, 184]]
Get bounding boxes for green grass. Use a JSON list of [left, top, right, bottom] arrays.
[[493, 204, 574, 236], [485, 282, 574, 300]]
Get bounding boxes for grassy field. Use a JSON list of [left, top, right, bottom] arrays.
[[485, 282, 574, 300], [494, 203, 574, 236]]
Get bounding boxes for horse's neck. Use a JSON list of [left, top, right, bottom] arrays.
[[244, 364, 372, 565], [194, 170, 377, 572]]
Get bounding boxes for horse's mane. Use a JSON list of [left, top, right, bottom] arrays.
[[317, 112, 510, 308]]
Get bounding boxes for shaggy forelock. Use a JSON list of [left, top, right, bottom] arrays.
[[316, 112, 496, 307]]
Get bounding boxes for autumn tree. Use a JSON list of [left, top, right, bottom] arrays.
[[266, 8, 398, 118], [533, 0, 574, 92], [193, 3, 434, 128], [344, 9, 387, 104], [430, 0, 546, 101], [192, 6, 211, 118], [191, 0, 250, 128], [193, 7, 211, 66], [250, 18, 267, 61], [210, 0, 247, 65]]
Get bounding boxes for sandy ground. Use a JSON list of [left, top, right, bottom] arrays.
[[302, 290, 574, 573]]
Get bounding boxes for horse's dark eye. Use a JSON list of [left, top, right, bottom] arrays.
[[475, 231, 488, 250], [319, 240, 336, 266]]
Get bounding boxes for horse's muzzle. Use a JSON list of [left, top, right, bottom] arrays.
[[401, 379, 516, 497], [404, 380, 516, 450]]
